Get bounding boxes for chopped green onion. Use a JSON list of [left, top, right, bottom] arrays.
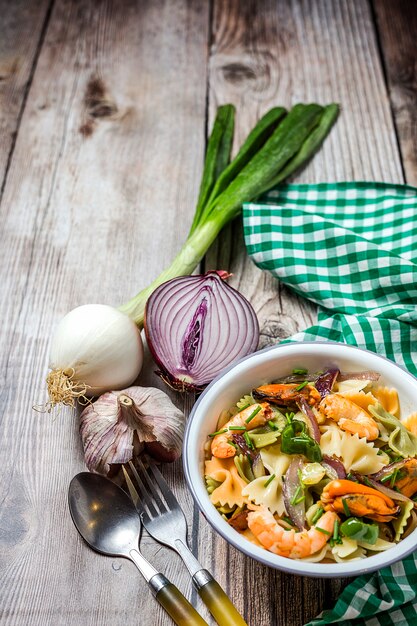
[[311, 507, 324, 524], [390, 468, 399, 487], [264, 473, 276, 487], [297, 468, 304, 486], [390, 468, 406, 486], [315, 526, 331, 536], [238, 402, 251, 412], [283, 516, 293, 525], [361, 476, 374, 488], [268, 420, 278, 431], [329, 538, 335, 548], [244, 431, 254, 449], [294, 495, 306, 505], [380, 474, 392, 484], [295, 381, 309, 391], [293, 368, 308, 375], [229, 426, 246, 431], [290, 485, 303, 505], [333, 519, 339, 542], [245, 405, 262, 424], [208, 428, 227, 437], [342, 498, 351, 517]]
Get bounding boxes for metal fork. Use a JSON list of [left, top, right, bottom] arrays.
[[122, 459, 248, 626]]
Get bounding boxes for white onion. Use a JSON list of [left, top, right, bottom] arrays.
[[48, 304, 143, 405]]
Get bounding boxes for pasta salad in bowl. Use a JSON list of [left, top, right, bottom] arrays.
[[183, 342, 417, 577]]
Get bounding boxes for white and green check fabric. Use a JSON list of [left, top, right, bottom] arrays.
[[242, 182, 417, 626]]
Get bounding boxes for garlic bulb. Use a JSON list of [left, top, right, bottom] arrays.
[[80, 386, 184, 474], [48, 304, 143, 407]]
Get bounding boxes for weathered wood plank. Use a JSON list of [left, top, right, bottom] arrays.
[[0, 1, 210, 624], [203, 1, 403, 624], [373, 0, 417, 185], [0, 0, 53, 191]]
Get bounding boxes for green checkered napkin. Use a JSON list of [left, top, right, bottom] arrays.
[[242, 182, 417, 626]]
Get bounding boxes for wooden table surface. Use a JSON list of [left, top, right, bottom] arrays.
[[1, 1, 416, 625]]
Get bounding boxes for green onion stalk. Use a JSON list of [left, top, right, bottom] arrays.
[[119, 103, 340, 328]]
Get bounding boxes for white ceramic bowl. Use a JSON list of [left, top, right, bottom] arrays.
[[183, 342, 417, 578]]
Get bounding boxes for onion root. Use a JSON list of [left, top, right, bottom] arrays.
[[45, 368, 91, 411]]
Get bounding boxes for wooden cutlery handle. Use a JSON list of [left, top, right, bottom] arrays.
[[154, 578, 209, 626], [196, 572, 248, 626]]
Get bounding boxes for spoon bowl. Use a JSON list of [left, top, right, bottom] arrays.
[[68, 472, 141, 557]]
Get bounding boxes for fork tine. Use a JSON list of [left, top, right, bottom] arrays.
[[146, 462, 182, 512], [127, 461, 160, 518], [131, 459, 168, 516], [122, 465, 142, 510]]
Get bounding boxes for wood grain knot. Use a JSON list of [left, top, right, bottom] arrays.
[[214, 52, 276, 96], [0, 57, 20, 81], [221, 62, 257, 83], [85, 77, 118, 118], [259, 317, 294, 349], [79, 76, 119, 137]]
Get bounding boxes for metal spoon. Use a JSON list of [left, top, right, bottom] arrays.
[[68, 472, 208, 626]]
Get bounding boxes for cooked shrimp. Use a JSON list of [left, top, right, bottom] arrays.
[[319, 393, 379, 440], [321, 479, 400, 522], [211, 403, 272, 458], [247, 507, 338, 559], [253, 383, 321, 406]]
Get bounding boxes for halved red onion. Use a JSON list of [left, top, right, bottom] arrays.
[[322, 455, 346, 479], [144, 272, 259, 392], [315, 369, 339, 398], [338, 370, 380, 382], [282, 456, 306, 530], [297, 397, 321, 442]]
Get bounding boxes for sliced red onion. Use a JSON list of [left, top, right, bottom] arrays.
[[322, 455, 347, 479], [297, 397, 321, 442], [272, 374, 317, 384], [232, 433, 257, 460], [144, 271, 259, 392], [338, 370, 380, 382], [373, 460, 408, 482], [282, 456, 306, 530], [252, 454, 266, 478], [315, 369, 339, 398], [360, 474, 413, 504]]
